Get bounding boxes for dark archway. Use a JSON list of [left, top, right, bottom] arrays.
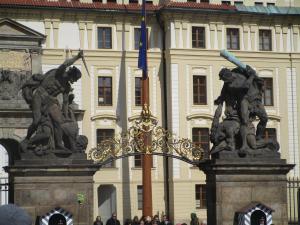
[[0, 138, 21, 165], [49, 214, 67, 225], [251, 210, 266, 225]]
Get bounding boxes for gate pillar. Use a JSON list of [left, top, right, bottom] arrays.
[[6, 156, 99, 225], [199, 158, 294, 225]]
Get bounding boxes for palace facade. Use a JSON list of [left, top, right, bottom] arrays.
[[0, 0, 299, 224]]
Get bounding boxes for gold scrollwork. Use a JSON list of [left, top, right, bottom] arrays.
[[88, 108, 206, 164]]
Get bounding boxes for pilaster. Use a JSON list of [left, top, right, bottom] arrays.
[[292, 25, 299, 52], [79, 21, 86, 49], [282, 26, 288, 52], [216, 23, 223, 50], [275, 25, 282, 52], [44, 19, 52, 48], [52, 20, 60, 49], [250, 24, 257, 51]]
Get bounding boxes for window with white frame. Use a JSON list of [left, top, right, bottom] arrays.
[[226, 28, 240, 50], [195, 184, 207, 209], [259, 29, 272, 51], [137, 185, 143, 210], [97, 27, 112, 49], [192, 27, 206, 48]]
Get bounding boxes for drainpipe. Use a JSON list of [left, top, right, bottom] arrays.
[[155, 11, 169, 217]]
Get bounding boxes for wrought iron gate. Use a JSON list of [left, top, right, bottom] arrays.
[[0, 177, 9, 205], [288, 177, 300, 225]]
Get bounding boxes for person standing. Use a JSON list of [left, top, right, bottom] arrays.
[[106, 213, 121, 225], [94, 216, 103, 225], [160, 215, 172, 225], [132, 216, 139, 225]]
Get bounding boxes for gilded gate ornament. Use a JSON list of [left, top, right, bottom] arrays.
[[88, 105, 206, 165]]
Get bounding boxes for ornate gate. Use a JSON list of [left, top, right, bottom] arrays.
[[89, 106, 208, 166]]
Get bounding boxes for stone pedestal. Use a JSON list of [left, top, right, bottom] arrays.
[[200, 158, 294, 225], [6, 157, 100, 225]]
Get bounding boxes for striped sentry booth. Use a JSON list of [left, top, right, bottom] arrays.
[[41, 207, 73, 225], [236, 202, 274, 225]]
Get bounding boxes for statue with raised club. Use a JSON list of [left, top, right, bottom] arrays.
[[210, 50, 279, 158]]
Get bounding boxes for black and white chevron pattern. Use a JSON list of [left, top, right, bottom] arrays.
[[41, 207, 73, 225], [243, 203, 273, 225]]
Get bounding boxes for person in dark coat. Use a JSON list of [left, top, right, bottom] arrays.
[[106, 213, 121, 225], [94, 216, 103, 225], [190, 213, 199, 225], [160, 215, 172, 225], [132, 216, 139, 225]]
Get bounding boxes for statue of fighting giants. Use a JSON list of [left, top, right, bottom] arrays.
[[21, 51, 88, 156], [210, 50, 279, 158]]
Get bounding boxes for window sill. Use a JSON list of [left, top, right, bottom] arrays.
[[100, 167, 119, 170], [131, 167, 156, 170]]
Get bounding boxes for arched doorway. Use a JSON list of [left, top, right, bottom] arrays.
[[0, 144, 9, 205], [98, 185, 117, 224], [251, 210, 266, 225], [49, 214, 66, 225]]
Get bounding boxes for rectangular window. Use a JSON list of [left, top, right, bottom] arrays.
[[134, 155, 153, 168], [193, 76, 207, 105], [137, 185, 143, 210], [107, 0, 116, 2], [98, 77, 112, 106], [263, 128, 277, 142], [201, 0, 209, 2], [97, 27, 112, 49], [129, 0, 138, 2], [227, 28, 240, 50], [195, 184, 206, 209], [259, 30, 272, 51], [97, 129, 115, 167], [187, 0, 197, 2], [255, 2, 263, 6], [192, 128, 209, 153], [135, 77, 142, 106], [221, 0, 231, 4], [234, 1, 243, 5], [192, 27, 205, 48], [267, 3, 275, 6], [134, 28, 149, 50], [262, 78, 273, 106]]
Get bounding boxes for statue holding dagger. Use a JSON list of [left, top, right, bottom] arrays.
[[21, 50, 89, 156]]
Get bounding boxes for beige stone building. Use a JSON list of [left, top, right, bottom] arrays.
[[0, 0, 299, 224]]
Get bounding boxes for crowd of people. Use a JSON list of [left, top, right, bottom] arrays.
[[93, 213, 207, 225]]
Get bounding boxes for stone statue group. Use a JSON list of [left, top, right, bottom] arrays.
[[20, 51, 88, 156], [210, 59, 279, 158]]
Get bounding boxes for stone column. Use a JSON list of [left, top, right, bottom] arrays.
[[200, 158, 293, 225]]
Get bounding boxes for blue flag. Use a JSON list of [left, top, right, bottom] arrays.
[[138, 0, 147, 78]]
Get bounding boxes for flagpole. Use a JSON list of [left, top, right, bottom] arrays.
[[138, 0, 153, 218]]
